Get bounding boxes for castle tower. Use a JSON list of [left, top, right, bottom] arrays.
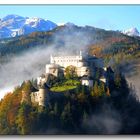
[[78, 50, 83, 60], [80, 50, 82, 56], [38, 83, 50, 106], [50, 54, 54, 64]]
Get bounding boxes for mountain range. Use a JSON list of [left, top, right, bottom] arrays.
[[0, 14, 57, 38], [0, 14, 140, 39]]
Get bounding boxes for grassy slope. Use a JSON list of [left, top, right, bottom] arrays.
[[50, 79, 80, 92]]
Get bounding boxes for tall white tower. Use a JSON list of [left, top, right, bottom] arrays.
[[50, 54, 54, 64], [79, 50, 83, 60], [80, 50, 82, 56]]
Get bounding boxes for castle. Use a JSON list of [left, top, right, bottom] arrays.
[[45, 51, 104, 77], [30, 51, 106, 106]]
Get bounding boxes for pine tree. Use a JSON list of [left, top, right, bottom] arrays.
[[54, 102, 58, 115], [99, 83, 105, 96], [114, 72, 121, 88], [83, 110, 88, 123], [93, 82, 98, 97]]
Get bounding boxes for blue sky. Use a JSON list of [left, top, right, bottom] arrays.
[[0, 5, 140, 31]]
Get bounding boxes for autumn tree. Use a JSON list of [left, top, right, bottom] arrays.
[[21, 80, 33, 104], [65, 65, 78, 79]]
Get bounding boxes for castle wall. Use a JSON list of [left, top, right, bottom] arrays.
[[49, 68, 59, 77], [46, 64, 64, 78], [31, 85, 51, 106], [31, 91, 39, 104], [81, 79, 93, 87], [50, 55, 83, 68], [37, 77, 46, 86], [76, 66, 89, 77], [38, 88, 48, 106], [49, 53, 94, 77]]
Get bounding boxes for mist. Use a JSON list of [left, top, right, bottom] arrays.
[[0, 47, 52, 99], [82, 103, 122, 134], [120, 61, 140, 99], [0, 27, 94, 99]]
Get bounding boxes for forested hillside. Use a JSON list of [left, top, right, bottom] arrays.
[[1, 24, 140, 66], [0, 71, 139, 134], [0, 24, 140, 134], [0, 25, 126, 57]]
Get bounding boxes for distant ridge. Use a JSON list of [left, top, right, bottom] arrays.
[[122, 27, 140, 37]]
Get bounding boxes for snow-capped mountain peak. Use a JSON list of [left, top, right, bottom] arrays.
[[2, 14, 24, 22], [122, 27, 140, 37], [25, 17, 42, 27], [0, 15, 57, 39]]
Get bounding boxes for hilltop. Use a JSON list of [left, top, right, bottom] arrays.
[[0, 23, 140, 134], [0, 63, 139, 134]]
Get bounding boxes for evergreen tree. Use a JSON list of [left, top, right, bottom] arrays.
[[16, 103, 31, 134], [92, 81, 98, 97]]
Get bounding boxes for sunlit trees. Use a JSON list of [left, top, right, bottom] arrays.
[[91, 81, 106, 97], [65, 66, 78, 79], [0, 67, 138, 134]]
